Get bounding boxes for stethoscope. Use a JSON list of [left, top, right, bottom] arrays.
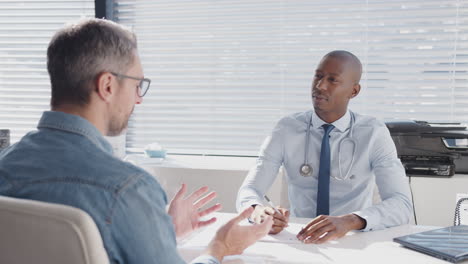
[[300, 112, 357, 180]]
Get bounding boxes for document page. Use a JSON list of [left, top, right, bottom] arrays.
[[179, 219, 306, 247], [260, 222, 304, 244]]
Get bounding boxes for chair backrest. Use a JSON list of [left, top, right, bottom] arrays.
[[0, 196, 109, 264]]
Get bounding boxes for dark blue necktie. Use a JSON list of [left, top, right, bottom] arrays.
[[316, 124, 334, 216]]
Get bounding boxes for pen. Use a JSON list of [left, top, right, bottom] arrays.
[[263, 195, 282, 215]]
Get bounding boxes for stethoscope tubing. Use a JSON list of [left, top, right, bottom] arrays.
[[303, 114, 313, 171], [302, 111, 357, 180]]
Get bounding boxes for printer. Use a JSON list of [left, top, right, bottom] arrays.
[[385, 120, 468, 177]]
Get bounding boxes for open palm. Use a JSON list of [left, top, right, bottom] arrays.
[[168, 183, 222, 239]]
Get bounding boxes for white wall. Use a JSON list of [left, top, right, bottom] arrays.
[[411, 174, 468, 226], [130, 155, 468, 227], [133, 155, 285, 213]]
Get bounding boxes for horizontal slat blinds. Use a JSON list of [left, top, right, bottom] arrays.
[[0, 1, 95, 144], [114, 0, 466, 155]]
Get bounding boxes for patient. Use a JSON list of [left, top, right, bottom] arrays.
[[0, 18, 272, 264]]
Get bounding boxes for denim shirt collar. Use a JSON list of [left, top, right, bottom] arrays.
[[37, 111, 114, 154]]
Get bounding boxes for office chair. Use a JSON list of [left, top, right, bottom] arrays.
[[0, 195, 109, 264]]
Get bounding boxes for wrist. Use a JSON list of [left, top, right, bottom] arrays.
[[347, 214, 366, 230], [206, 240, 227, 262]]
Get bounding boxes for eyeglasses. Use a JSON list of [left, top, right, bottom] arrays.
[[111, 72, 151, 97]]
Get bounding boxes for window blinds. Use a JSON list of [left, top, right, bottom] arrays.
[[0, 0, 95, 144], [3, 1, 466, 157], [114, 0, 468, 156]]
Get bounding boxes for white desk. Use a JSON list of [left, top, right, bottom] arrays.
[[178, 213, 468, 264]]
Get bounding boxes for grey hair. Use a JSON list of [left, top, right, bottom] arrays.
[[47, 18, 137, 108]]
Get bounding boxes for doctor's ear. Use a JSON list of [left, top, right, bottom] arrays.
[[350, 83, 361, 98], [95, 72, 116, 103]]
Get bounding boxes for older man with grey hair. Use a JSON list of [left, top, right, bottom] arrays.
[[0, 18, 272, 264]]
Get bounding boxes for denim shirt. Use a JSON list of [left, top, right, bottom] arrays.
[[0, 111, 219, 264]]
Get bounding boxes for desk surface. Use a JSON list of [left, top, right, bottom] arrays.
[[178, 213, 468, 264]]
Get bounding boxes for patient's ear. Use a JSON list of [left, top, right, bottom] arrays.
[[95, 72, 115, 103]]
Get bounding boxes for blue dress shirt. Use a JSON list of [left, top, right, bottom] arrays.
[[0, 111, 219, 264], [237, 110, 413, 231]]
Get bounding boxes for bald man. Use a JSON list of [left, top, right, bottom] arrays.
[[236, 50, 413, 244]]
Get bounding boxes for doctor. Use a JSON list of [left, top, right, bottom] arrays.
[[236, 50, 413, 243]]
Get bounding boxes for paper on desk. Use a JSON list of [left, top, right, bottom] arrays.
[[178, 220, 305, 247], [260, 222, 304, 244]]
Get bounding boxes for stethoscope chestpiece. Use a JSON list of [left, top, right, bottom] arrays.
[[300, 164, 312, 177], [299, 111, 357, 180]]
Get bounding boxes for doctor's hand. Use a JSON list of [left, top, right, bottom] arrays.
[[251, 205, 290, 234], [206, 207, 273, 262], [167, 183, 222, 239], [296, 214, 366, 244]]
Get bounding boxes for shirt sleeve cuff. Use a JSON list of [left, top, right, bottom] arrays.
[[352, 210, 377, 232], [240, 201, 263, 224], [239, 199, 264, 212], [190, 255, 221, 264]]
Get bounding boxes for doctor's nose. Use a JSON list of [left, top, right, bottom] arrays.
[[315, 79, 327, 90]]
